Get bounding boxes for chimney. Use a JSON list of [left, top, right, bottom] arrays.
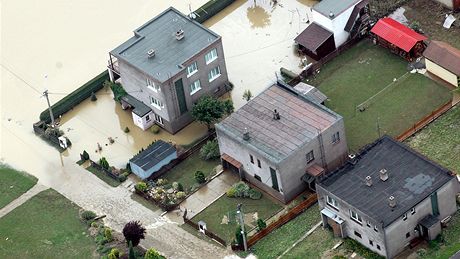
[[365, 175, 372, 187], [147, 49, 155, 58], [388, 195, 396, 208], [379, 169, 388, 182], [243, 127, 250, 141], [273, 109, 280, 120], [348, 154, 357, 165], [175, 29, 185, 40]]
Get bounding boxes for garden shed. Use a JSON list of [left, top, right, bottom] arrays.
[[423, 41, 460, 87], [129, 140, 177, 179], [370, 17, 427, 61]]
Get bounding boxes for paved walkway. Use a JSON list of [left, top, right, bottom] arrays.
[[0, 183, 47, 218]]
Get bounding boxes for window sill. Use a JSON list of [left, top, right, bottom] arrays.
[[350, 218, 363, 226], [187, 70, 198, 78], [148, 86, 159, 92], [327, 203, 339, 212], [151, 104, 163, 110], [205, 57, 217, 65], [190, 88, 201, 95], [332, 140, 341, 145], [208, 74, 221, 82]]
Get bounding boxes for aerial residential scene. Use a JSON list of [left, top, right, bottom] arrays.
[[2, 0, 460, 258]]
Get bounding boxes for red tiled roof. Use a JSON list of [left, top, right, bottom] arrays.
[[424, 41, 460, 76], [371, 17, 427, 52]]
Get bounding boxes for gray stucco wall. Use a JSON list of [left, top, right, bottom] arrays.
[[130, 151, 178, 179]]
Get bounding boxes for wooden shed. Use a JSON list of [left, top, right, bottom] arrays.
[[433, 0, 460, 11], [370, 17, 427, 61], [295, 22, 336, 60], [424, 41, 460, 87]]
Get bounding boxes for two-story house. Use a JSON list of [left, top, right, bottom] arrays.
[[295, 0, 370, 60], [317, 136, 459, 258], [108, 7, 229, 134], [215, 81, 348, 203]]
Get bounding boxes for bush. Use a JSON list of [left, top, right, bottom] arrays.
[[248, 188, 262, 200], [124, 127, 130, 133], [156, 178, 168, 186], [104, 227, 113, 242], [90, 92, 97, 101], [82, 150, 90, 160], [226, 188, 236, 197], [99, 157, 109, 170], [144, 248, 161, 259], [81, 210, 97, 221], [199, 140, 220, 160], [106, 80, 127, 103], [194, 171, 206, 184], [416, 248, 427, 257], [118, 174, 127, 182], [176, 191, 186, 199], [235, 225, 247, 247], [172, 182, 184, 191], [344, 238, 384, 259], [135, 182, 148, 193], [39, 70, 108, 123], [150, 125, 161, 134], [257, 218, 267, 231], [233, 182, 250, 198], [107, 248, 120, 259]]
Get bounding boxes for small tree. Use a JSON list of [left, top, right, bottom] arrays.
[[191, 96, 234, 131], [135, 182, 148, 193], [194, 171, 206, 184], [242, 89, 253, 101], [90, 92, 97, 101], [257, 218, 267, 231], [123, 221, 146, 247], [108, 248, 120, 259], [99, 157, 109, 170], [82, 150, 90, 161], [104, 227, 113, 241], [235, 225, 247, 247], [199, 140, 220, 160], [144, 248, 161, 259]]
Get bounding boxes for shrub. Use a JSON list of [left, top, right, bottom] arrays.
[[233, 182, 250, 198], [126, 163, 132, 173], [257, 219, 267, 231], [248, 189, 262, 200], [235, 225, 247, 247], [107, 80, 127, 102], [194, 171, 206, 184], [172, 182, 181, 191], [226, 188, 236, 197], [344, 238, 384, 259], [150, 125, 161, 134], [124, 127, 130, 133], [156, 178, 168, 186], [90, 222, 98, 228], [135, 182, 148, 193], [199, 140, 220, 160], [122, 172, 130, 177], [123, 221, 146, 247], [118, 174, 127, 182], [416, 248, 427, 257], [144, 248, 161, 259], [104, 227, 113, 242], [107, 248, 120, 259], [176, 191, 186, 200], [242, 89, 253, 101], [90, 92, 97, 101], [99, 157, 109, 170], [81, 210, 97, 221], [82, 150, 90, 160]]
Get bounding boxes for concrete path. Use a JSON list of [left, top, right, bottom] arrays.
[[0, 183, 47, 218], [171, 171, 240, 220]]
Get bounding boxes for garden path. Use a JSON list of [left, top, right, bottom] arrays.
[[0, 183, 47, 218]]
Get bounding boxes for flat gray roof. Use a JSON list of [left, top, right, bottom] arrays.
[[216, 81, 341, 163], [319, 136, 454, 227], [111, 7, 219, 83], [313, 0, 361, 19]]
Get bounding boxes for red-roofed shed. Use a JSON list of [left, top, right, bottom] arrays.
[[370, 17, 427, 61]]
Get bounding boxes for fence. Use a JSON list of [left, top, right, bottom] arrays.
[[183, 217, 227, 247], [396, 100, 453, 142], [89, 160, 120, 180], [246, 193, 318, 248]]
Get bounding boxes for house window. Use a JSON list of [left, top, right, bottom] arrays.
[[250, 155, 254, 164], [350, 209, 362, 224], [205, 48, 218, 64], [377, 245, 381, 250], [154, 114, 163, 125], [354, 231, 362, 238], [257, 159, 261, 168], [150, 97, 164, 109], [306, 150, 314, 164], [411, 208, 416, 215], [402, 213, 407, 221], [187, 62, 198, 77], [145, 115, 151, 122], [332, 132, 340, 144], [374, 226, 379, 232], [147, 78, 160, 92], [189, 80, 201, 95], [254, 174, 261, 181], [326, 196, 339, 210], [406, 232, 410, 238], [369, 240, 374, 246], [366, 221, 371, 228], [208, 66, 221, 82]]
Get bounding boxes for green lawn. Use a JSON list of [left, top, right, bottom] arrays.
[[191, 194, 283, 243], [248, 204, 321, 258], [406, 105, 460, 174], [0, 189, 96, 258], [86, 165, 121, 187], [0, 165, 37, 209], [162, 152, 219, 192], [309, 40, 452, 151], [419, 212, 460, 258], [284, 227, 338, 259]]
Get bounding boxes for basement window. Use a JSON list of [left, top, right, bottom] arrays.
[[354, 231, 362, 238]]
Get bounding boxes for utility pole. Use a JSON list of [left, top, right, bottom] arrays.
[[236, 203, 248, 251], [43, 89, 55, 126]]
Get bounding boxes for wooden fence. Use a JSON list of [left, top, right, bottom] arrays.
[[246, 193, 318, 248], [183, 217, 227, 247], [396, 100, 452, 142]]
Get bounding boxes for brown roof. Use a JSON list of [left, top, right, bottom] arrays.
[[217, 82, 341, 162], [306, 164, 325, 177], [221, 153, 242, 169], [295, 22, 333, 51], [424, 40, 460, 76]]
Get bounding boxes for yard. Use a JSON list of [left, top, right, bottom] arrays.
[[162, 152, 220, 192], [309, 40, 452, 151], [191, 193, 283, 244], [0, 189, 96, 258], [0, 165, 37, 209], [86, 165, 121, 187], [283, 228, 339, 259], [406, 105, 460, 174]]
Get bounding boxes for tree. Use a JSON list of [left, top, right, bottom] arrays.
[[128, 241, 136, 259], [235, 225, 247, 247], [82, 150, 90, 160], [194, 171, 206, 184], [242, 89, 253, 102], [99, 157, 109, 170], [144, 248, 161, 259], [257, 218, 267, 231], [191, 96, 234, 130], [199, 140, 220, 160], [123, 221, 146, 247]]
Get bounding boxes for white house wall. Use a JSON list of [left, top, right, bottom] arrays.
[[132, 111, 155, 131], [426, 59, 459, 87]]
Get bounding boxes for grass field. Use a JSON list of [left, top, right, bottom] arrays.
[[191, 194, 282, 243], [162, 152, 219, 192], [86, 165, 121, 187], [406, 105, 460, 174], [0, 189, 96, 258], [309, 40, 451, 151], [0, 166, 37, 209], [284, 227, 338, 258]]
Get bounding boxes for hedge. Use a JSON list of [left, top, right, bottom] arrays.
[[39, 70, 109, 123], [194, 0, 236, 24]]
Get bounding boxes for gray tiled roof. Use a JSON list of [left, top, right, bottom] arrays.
[[111, 7, 219, 83], [130, 140, 176, 171], [318, 136, 453, 227], [121, 94, 151, 117], [216, 81, 341, 163], [313, 0, 362, 19]]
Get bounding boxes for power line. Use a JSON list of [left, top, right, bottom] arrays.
[[0, 63, 42, 94]]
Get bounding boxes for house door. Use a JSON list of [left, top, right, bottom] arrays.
[[419, 225, 429, 240], [174, 79, 188, 115], [431, 192, 439, 216]]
